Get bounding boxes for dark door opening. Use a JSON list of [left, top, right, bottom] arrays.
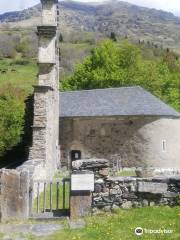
[[71, 150, 81, 162]]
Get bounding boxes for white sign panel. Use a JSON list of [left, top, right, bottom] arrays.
[[71, 174, 94, 191]]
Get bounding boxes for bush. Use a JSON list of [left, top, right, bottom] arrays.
[[0, 86, 25, 157], [10, 59, 30, 65]]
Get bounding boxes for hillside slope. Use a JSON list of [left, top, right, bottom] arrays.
[[0, 1, 180, 51]]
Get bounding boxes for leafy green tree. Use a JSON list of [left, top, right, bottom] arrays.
[[61, 40, 180, 112], [0, 93, 24, 157], [61, 40, 141, 90]]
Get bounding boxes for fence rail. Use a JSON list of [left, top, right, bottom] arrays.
[[30, 178, 70, 218]]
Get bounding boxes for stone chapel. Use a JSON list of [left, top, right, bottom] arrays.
[[18, 0, 180, 180]]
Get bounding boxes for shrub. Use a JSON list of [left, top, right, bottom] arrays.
[[0, 86, 25, 157]]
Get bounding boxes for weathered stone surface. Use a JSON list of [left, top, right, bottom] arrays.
[[138, 181, 168, 194], [31, 224, 63, 236], [70, 191, 92, 218], [121, 201, 132, 209], [122, 192, 138, 200], [99, 168, 109, 177], [0, 169, 29, 222], [72, 159, 109, 170], [142, 199, 149, 207], [94, 183, 102, 193], [163, 192, 179, 198], [132, 201, 142, 208], [135, 167, 180, 180], [92, 175, 180, 213], [60, 117, 180, 170], [112, 204, 120, 211], [136, 168, 155, 178], [0, 223, 63, 237], [24, 0, 60, 181], [95, 179, 104, 184], [107, 176, 136, 183], [110, 188, 122, 195]]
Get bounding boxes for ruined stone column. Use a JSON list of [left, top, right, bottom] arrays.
[[28, 0, 60, 178]]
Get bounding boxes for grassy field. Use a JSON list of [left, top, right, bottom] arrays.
[[0, 206, 178, 240], [117, 170, 136, 177], [0, 58, 37, 94], [33, 207, 180, 240]]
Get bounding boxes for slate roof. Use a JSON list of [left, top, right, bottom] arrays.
[[59, 86, 180, 118]]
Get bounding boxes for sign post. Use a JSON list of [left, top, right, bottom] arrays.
[[70, 173, 94, 218]]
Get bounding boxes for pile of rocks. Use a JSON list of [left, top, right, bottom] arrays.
[[135, 167, 180, 178], [92, 175, 180, 213], [72, 158, 109, 172], [71, 158, 180, 213]]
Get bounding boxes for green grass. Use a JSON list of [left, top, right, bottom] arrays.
[[20, 206, 180, 240], [46, 207, 180, 240], [0, 58, 37, 94], [32, 172, 70, 214], [117, 170, 137, 177], [32, 181, 70, 214]]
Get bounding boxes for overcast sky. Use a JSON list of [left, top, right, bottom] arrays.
[[0, 0, 180, 16]]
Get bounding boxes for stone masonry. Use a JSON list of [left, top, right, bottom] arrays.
[[0, 1, 60, 222], [60, 117, 180, 170], [0, 169, 29, 222], [71, 159, 180, 214], [92, 175, 180, 212], [18, 0, 60, 180]]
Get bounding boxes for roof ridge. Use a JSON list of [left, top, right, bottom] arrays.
[[60, 86, 142, 94]]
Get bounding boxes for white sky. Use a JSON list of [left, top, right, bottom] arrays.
[[0, 0, 180, 16]]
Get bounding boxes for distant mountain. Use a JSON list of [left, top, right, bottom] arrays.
[[0, 1, 180, 51]]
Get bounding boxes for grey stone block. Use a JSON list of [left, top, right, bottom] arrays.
[[138, 181, 168, 194], [72, 159, 109, 170], [142, 199, 149, 207], [163, 192, 179, 198], [121, 201, 132, 209]]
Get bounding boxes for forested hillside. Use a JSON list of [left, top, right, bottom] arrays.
[[0, 1, 180, 52]]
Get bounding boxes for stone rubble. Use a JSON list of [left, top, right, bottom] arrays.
[[72, 158, 180, 213]]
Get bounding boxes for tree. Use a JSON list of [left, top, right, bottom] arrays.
[[0, 88, 25, 157], [61, 40, 141, 90], [61, 40, 179, 112]]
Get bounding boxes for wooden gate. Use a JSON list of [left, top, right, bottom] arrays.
[[29, 178, 70, 219]]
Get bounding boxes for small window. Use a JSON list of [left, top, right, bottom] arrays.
[[71, 150, 81, 161], [162, 140, 167, 152]]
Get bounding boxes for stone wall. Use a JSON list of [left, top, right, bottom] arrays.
[[0, 169, 29, 222], [71, 159, 180, 214], [93, 175, 180, 213], [59, 117, 180, 170]]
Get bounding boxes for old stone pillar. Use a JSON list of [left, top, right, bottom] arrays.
[[0, 169, 29, 222], [28, 0, 60, 178], [70, 171, 94, 218]]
